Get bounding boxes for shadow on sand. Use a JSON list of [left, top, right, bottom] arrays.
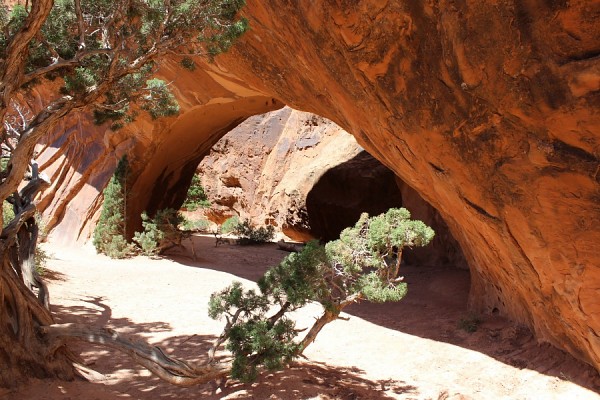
[[166, 234, 600, 394], [48, 297, 417, 399]]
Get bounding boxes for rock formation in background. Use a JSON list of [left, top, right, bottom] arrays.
[[197, 107, 466, 267], [197, 107, 359, 241], [36, 1, 600, 370]]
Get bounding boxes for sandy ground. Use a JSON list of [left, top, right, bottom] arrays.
[[4, 234, 600, 400]]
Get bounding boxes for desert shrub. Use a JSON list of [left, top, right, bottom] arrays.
[[233, 219, 275, 245], [459, 313, 481, 333], [180, 57, 196, 71], [133, 208, 186, 256], [181, 217, 211, 232], [2, 200, 14, 228], [93, 156, 133, 258], [1, 158, 14, 227], [221, 215, 240, 234], [34, 247, 50, 276], [182, 174, 210, 211]]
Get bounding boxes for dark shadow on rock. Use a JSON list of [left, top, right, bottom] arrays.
[[305, 151, 403, 242]]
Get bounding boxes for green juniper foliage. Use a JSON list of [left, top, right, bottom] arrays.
[[208, 282, 299, 382], [0, 0, 249, 134], [133, 208, 185, 256], [209, 208, 434, 382], [93, 156, 131, 258], [233, 219, 275, 245], [182, 174, 210, 211], [180, 216, 211, 232], [220, 215, 240, 234]]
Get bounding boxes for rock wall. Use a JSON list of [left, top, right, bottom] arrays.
[[37, 61, 282, 243], [211, 0, 600, 369], [198, 107, 364, 241], [37, 1, 600, 370]]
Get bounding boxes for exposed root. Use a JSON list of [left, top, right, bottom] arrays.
[[40, 323, 231, 386]]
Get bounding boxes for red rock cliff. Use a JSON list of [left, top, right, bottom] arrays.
[[214, 1, 600, 369], [38, 0, 600, 370]]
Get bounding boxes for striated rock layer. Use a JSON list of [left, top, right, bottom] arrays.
[[37, 1, 600, 370]]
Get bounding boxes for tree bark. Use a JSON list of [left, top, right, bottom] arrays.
[[0, 171, 76, 387], [41, 323, 231, 387]]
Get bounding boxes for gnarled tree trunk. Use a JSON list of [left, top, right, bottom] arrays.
[[0, 175, 76, 387]]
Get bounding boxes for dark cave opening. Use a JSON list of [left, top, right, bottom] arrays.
[[305, 150, 467, 268], [305, 151, 403, 242]]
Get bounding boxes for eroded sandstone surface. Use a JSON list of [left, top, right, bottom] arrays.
[[214, 0, 600, 370], [197, 107, 360, 241], [196, 106, 466, 267], [37, 1, 600, 371]]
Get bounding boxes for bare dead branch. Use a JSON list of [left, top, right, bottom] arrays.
[[40, 323, 231, 386]]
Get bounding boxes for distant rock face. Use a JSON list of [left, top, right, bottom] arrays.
[[198, 107, 466, 268], [36, 0, 600, 371], [198, 107, 364, 241]]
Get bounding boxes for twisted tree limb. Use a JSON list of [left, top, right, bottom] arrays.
[[40, 323, 231, 387]]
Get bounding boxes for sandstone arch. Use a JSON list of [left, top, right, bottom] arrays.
[[37, 0, 600, 371]]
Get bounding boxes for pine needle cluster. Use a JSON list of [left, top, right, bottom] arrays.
[[208, 208, 434, 381]]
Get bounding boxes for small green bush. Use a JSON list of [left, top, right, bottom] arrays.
[[233, 219, 275, 245], [182, 174, 210, 211], [1, 159, 14, 228], [180, 56, 196, 71], [181, 217, 211, 232], [459, 314, 481, 333], [221, 215, 240, 234], [133, 208, 186, 256], [34, 247, 50, 276], [93, 156, 132, 258], [2, 200, 14, 228]]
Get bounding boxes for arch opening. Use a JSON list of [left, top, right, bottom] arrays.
[[183, 107, 467, 269]]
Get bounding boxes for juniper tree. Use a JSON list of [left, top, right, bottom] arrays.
[[42, 208, 434, 386], [93, 155, 131, 257], [206, 208, 435, 382], [0, 0, 247, 386]]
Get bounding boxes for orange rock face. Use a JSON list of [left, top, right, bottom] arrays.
[[197, 107, 365, 241], [214, 1, 600, 369], [37, 0, 599, 371], [37, 60, 281, 243]]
